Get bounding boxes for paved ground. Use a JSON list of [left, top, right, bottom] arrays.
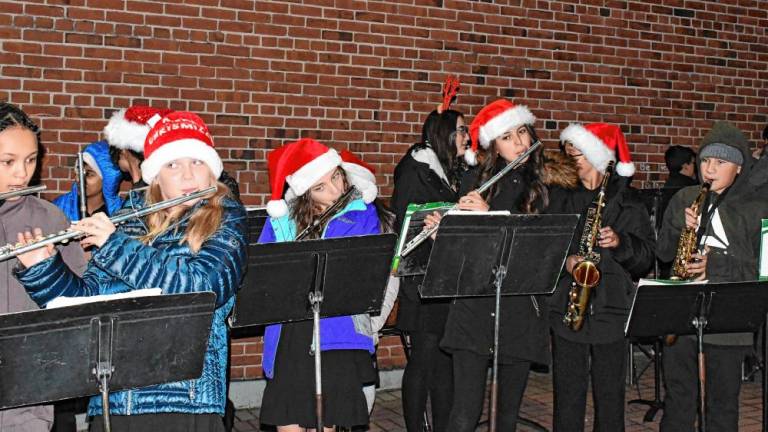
[[232, 352, 765, 431]]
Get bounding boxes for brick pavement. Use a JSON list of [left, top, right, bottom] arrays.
[[233, 360, 765, 431]]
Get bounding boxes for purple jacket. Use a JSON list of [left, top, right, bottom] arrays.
[[258, 199, 379, 378]]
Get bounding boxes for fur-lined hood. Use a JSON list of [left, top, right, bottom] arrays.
[[541, 151, 579, 189]]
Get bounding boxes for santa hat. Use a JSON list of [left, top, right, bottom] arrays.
[[466, 99, 536, 166], [560, 123, 635, 177], [140, 111, 223, 184], [103, 105, 173, 153], [266, 138, 378, 218]]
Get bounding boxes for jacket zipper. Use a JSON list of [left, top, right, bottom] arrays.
[[530, 296, 541, 317], [189, 380, 196, 401], [126, 390, 132, 415]]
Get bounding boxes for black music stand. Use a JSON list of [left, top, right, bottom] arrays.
[[0, 292, 216, 432], [231, 234, 396, 431], [625, 280, 768, 432], [420, 213, 579, 432]]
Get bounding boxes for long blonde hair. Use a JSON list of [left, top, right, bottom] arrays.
[[139, 179, 229, 253]]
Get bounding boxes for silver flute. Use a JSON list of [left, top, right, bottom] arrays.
[[0, 186, 217, 262], [399, 140, 542, 257], [77, 152, 87, 220], [0, 185, 46, 201]]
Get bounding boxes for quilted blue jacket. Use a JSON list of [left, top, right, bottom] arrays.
[[15, 195, 247, 416], [258, 199, 379, 379]]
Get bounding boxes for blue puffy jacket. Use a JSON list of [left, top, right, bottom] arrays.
[[258, 198, 379, 379], [15, 194, 247, 416]]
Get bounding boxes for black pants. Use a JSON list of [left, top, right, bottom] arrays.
[[552, 334, 627, 432], [447, 350, 530, 432], [660, 337, 748, 432], [401, 331, 453, 432]]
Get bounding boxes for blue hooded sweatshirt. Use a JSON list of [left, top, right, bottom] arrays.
[[258, 198, 380, 378], [53, 140, 124, 221]]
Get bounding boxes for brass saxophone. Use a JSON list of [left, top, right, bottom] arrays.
[[664, 182, 710, 345], [670, 182, 711, 280], [563, 161, 614, 331]]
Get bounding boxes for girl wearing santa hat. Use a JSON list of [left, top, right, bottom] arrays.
[[435, 99, 577, 432], [258, 138, 381, 432], [389, 101, 471, 431], [548, 123, 655, 431], [14, 111, 247, 432]]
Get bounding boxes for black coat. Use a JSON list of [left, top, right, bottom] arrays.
[[548, 177, 656, 344], [439, 168, 552, 365], [390, 145, 460, 335]]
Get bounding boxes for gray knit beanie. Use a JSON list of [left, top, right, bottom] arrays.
[[699, 121, 749, 166]]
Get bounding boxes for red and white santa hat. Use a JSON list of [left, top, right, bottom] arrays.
[[140, 111, 223, 184], [560, 122, 635, 177], [466, 99, 536, 166], [266, 138, 378, 218], [103, 105, 173, 153]]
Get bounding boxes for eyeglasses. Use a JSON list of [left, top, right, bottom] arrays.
[[456, 125, 469, 136]]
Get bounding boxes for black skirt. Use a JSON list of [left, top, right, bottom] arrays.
[[260, 320, 376, 429]]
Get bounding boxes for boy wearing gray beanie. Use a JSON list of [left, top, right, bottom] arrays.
[[657, 121, 763, 432]]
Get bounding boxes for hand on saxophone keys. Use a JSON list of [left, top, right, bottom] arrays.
[[15, 228, 56, 269], [685, 246, 709, 280], [596, 226, 620, 249], [684, 206, 700, 231]]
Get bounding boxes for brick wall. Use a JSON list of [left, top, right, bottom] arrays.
[[1, 0, 766, 379]]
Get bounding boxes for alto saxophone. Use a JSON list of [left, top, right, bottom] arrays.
[[670, 182, 711, 280], [664, 182, 710, 345], [563, 161, 614, 331]]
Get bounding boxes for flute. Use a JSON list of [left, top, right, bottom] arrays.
[[0, 186, 217, 262], [399, 139, 542, 257], [77, 152, 87, 220], [0, 185, 46, 201]]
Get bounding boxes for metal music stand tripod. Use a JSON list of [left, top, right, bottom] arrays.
[[626, 280, 768, 432], [0, 293, 216, 432], [231, 234, 396, 432], [420, 213, 578, 432]]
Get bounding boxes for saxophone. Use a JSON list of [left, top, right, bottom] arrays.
[[670, 182, 711, 280], [563, 161, 614, 331], [664, 182, 711, 345]]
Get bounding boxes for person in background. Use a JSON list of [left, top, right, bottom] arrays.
[[53, 140, 124, 221], [664, 145, 698, 189]]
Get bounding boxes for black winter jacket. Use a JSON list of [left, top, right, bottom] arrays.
[[548, 178, 656, 344]]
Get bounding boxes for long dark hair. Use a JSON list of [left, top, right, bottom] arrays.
[[0, 102, 45, 185], [289, 167, 349, 239], [475, 125, 549, 214], [417, 109, 465, 186]]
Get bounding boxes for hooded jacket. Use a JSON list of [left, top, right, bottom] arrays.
[[258, 198, 379, 379], [15, 196, 247, 416], [658, 121, 768, 345], [53, 141, 124, 220]]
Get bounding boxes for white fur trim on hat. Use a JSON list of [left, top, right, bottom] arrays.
[[81, 152, 102, 179], [286, 149, 342, 197], [341, 162, 378, 203], [560, 124, 615, 174], [140, 138, 224, 184], [266, 199, 289, 218], [478, 105, 536, 148], [616, 161, 635, 177], [464, 148, 477, 166], [103, 109, 150, 154]]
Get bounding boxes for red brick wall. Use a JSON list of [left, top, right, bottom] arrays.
[[2, 0, 766, 379]]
